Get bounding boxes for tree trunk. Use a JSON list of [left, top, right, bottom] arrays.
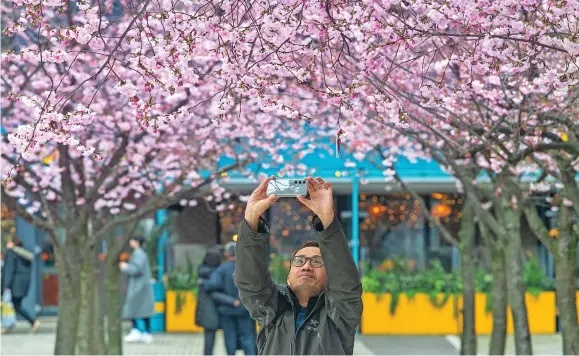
[[503, 199, 533, 355], [105, 257, 124, 355], [77, 257, 97, 354], [459, 200, 477, 355], [479, 218, 508, 355], [489, 249, 508, 355], [54, 246, 82, 355], [555, 205, 579, 355], [92, 255, 107, 355]]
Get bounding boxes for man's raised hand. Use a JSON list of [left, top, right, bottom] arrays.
[[244, 176, 279, 232], [297, 177, 335, 229]]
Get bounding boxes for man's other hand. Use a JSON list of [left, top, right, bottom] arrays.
[[297, 177, 335, 229], [245, 176, 279, 232]]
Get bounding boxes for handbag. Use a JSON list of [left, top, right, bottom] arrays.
[[1, 289, 17, 329]]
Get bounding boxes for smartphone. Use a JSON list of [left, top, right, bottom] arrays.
[[266, 179, 308, 197]]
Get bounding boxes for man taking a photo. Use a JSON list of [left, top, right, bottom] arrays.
[[234, 176, 363, 355]]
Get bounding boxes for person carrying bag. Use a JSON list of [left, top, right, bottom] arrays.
[[1, 237, 40, 334]]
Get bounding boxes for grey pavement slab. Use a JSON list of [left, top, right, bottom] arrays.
[[474, 334, 563, 355], [358, 335, 458, 355], [1, 322, 221, 355], [358, 334, 563, 355]]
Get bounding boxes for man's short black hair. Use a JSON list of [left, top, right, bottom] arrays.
[[292, 240, 319, 258]]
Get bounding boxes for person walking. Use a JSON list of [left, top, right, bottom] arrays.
[[1, 238, 40, 334], [234, 176, 363, 355], [120, 236, 155, 343], [203, 242, 257, 355], [196, 249, 242, 355]]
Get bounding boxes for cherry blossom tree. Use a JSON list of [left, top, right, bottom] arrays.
[[2, 0, 578, 354]]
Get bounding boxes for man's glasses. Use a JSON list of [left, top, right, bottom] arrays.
[[291, 255, 324, 268]]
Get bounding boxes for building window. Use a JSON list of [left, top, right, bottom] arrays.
[[359, 193, 426, 270], [219, 201, 246, 245], [428, 193, 464, 270], [356, 192, 465, 272]]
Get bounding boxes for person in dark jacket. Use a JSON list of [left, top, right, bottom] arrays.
[[234, 177, 363, 355], [196, 249, 241, 355], [1, 238, 40, 334], [203, 242, 257, 355]]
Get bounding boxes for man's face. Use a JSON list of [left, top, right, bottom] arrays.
[[129, 239, 139, 249], [287, 246, 327, 296]]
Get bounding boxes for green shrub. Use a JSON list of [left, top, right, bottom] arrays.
[[361, 255, 552, 314]]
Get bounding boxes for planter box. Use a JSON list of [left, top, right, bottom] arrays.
[[361, 293, 460, 335], [361, 292, 557, 335], [165, 290, 203, 333], [464, 292, 556, 335]]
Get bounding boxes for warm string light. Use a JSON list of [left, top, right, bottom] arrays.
[[359, 193, 464, 232], [1, 203, 16, 220], [274, 200, 320, 238], [1, 204, 17, 245]]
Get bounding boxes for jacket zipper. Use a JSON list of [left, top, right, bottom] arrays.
[[290, 296, 323, 355], [317, 332, 325, 354]]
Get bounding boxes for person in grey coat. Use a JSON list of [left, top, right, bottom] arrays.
[[120, 236, 155, 344], [1, 238, 40, 334], [235, 177, 363, 355]]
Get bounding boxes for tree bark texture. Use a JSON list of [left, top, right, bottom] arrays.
[[555, 205, 579, 355], [77, 256, 97, 354], [54, 245, 82, 355], [105, 254, 124, 355], [92, 257, 107, 355], [502, 196, 533, 355], [459, 200, 477, 355], [489, 249, 508, 355], [479, 219, 508, 355]]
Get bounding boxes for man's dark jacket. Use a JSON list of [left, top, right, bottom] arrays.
[[234, 215, 363, 355]]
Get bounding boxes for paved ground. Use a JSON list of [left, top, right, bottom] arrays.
[[0, 320, 373, 355], [467, 334, 563, 355], [0, 319, 564, 355], [2, 321, 231, 355], [359, 335, 458, 355]]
